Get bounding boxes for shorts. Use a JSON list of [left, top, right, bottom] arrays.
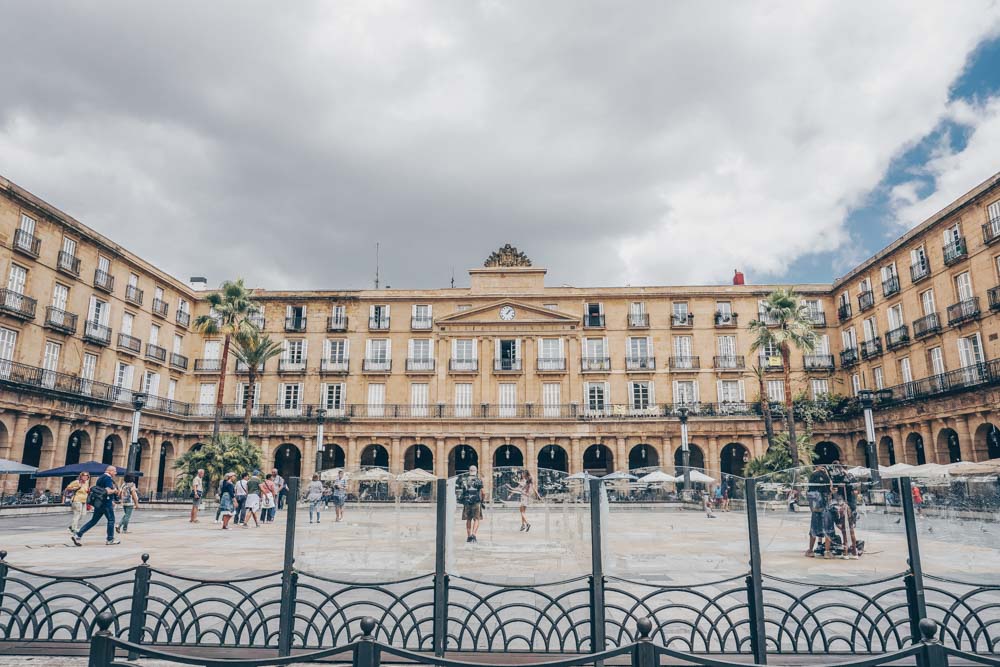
[[332, 495, 345, 507], [192, 494, 202, 506], [810, 510, 833, 538], [462, 502, 483, 521], [245, 494, 261, 512]]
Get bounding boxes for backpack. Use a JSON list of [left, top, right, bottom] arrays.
[[87, 484, 107, 509]]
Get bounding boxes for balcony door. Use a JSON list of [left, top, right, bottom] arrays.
[[959, 333, 984, 374], [498, 383, 516, 417], [203, 340, 221, 360], [7, 265, 26, 298], [921, 290, 935, 316], [717, 335, 736, 359], [51, 284, 68, 312], [42, 341, 60, 389], [955, 272, 974, 301], [887, 305, 903, 331], [0, 327, 16, 379]]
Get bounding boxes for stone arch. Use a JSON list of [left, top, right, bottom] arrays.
[[448, 444, 478, 477], [674, 443, 705, 471], [274, 443, 302, 478], [973, 422, 1000, 461], [906, 432, 927, 465], [493, 443, 524, 468], [62, 429, 90, 490], [102, 434, 124, 466], [937, 428, 962, 463], [856, 439, 875, 469], [135, 437, 151, 475], [583, 443, 614, 476], [814, 441, 840, 465], [628, 443, 659, 470], [720, 442, 750, 477], [19, 424, 53, 493], [360, 443, 389, 469], [537, 443, 568, 473], [879, 436, 896, 466], [157, 442, 176, 494], [404, 444, 433, 472], [319, 443, 346, 471]]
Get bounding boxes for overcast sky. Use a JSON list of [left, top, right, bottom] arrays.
[[2, 2, 1000, 291]]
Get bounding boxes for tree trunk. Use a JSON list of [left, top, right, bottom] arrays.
[[243, 369, 256, 439], [213, 333, 231, 441], [781, 343, 798, 467], [758, 373, 775, 449]]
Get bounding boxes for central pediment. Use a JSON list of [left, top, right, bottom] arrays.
[[437, 301, 579, 328]]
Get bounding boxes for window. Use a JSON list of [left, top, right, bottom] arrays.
[[62, 236, 77, 256], [284, 339, 306, 368], [286, 305, 307, 328], [173, 334, 183, 354], [802, 299, 822, 319], [178, 298, 189, 315], [766, 380, 784, 402], [716, 301, 733, 321], [584, 302, 604, 326], [989, 199, 1000, 222], [409, 338, 432, 361], [149, 324, 160, 346], [717, 335, 737, 359], [412, 304, 432, 323], [958, 333, 984, 368], [456, 304, 471, 312], [115, 362, 134, 397], [143, 370, 160, 396], [629, 302, 647, 326], [7, 264, 26, 295], [330, 304, 346, 326], [873, 367, 884, 390], [282, 383, 303, 414], [900, 357, 913, 383], [628, 337, 651, 367], [672, 380, 698, 405], [495, 338, 521, 370], [810, 379, 829, 398], [18, 213, 36, 235], [538, 338, 564, 371], [585, 382, 608, 412], [154, 286, 164, 302], [323, 383, 345, 414], [851, 374, 861, 396], [410, 383, 429, 417], [0, 327, 16, 379], [814, 334, 830, 355], [98, 255, 111, 274], [584, 337, 607, 357], [858, 277, 871, 293], [198, 383, 216, 414], [203, 339, 221, 359], [365, 339, 390, 369], [542, 383, 561, 417], [629, 381, 653, 410], [862, 317, 878, 342], [955, 272, 974, 301], [370, 304, 390, 328], [455, 383, 473, 417], [120, 312, 134, 336], [944, 223, 962, 245], [717, 379, 744, 403], [672, 302, 689, 325], [51, 283, 69, 311], [544, 304, 558, 310], [498, 383, 517, 417], [81, 353, 97, 382], [881, 263, 897, 281], [452, 338, 476, 371], [237, 382, 260, 411], [920, 289, 936, 316], [887, 304, 904, 330], [326, 338, 349, 362], [128, 273, 138, 288], [673, 335, 693, 366], [839, 291, 850, 308], [41, 341, 60, 388], [167, 379, 177, 401], [929, 347, 945, 375]]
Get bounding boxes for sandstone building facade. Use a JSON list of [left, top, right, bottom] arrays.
[[1, 171, 999, 494]]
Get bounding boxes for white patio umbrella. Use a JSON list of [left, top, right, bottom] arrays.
[[847, 466, 872, 478], [0, 458, 37, 474], [319, 468, 349, 481], [602, 471, 638, 481], [944, 460, 1000, 476], [904, 463, 950, 479], [877, 463, 914, 479], [396, 468, 437, 482], [354, 468, 394, 482], [567, 471, 597, 481], [687, 470, 717, 484], [638, 470, 676, 483]]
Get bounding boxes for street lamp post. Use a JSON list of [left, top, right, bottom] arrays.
[[857, 390, 889, 485], [126, 392, 147, 475], [314, 408, 327, 475], [678, 406, 691, 494]]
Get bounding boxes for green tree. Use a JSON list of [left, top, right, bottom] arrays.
[[748, 289, 817, 467], [173, 435, 262, 495], [230, 329, 284, 438], [749, 364, 776, 450], [193, 279, 257, 440]]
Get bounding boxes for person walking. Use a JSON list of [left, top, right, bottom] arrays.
[[331, 470, 347, 522], [507, 470, 541, 532], [190, 469, 205, 523], [261, 473, 277, 522], [234, 472, 249, 525], [272, 468, 286, 510], [64, 472, 91, 534], [805, 465, 834, 558], [71, 466, 120, 546], [243, 470, 262, 528], [911, 483, 924, 517], [116, 475, 139, 534], [219, 472, 237, 530], [306, 474, 324, 523], [458, 465, 484, 543]]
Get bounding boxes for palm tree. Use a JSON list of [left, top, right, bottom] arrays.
[[231, 329, 284, 438], [173, 434, 262, 496], [748, 289, 817, 467], [193, 279, 257, 440], [749, 364, 776, 450]]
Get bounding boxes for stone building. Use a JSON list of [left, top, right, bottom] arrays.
[[0, 171, 999, 494]]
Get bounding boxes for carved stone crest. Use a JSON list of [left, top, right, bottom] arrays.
[[484, 244, 532, 268]]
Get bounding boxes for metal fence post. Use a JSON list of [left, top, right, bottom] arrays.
[[126, 553, 151, 659], [88, 610, 116, 667], [744, 478, 767, 664], [900, 476, 929, 644], [589, 478, 607, 654], [917, 619, 948, 667], [433, 478, 449, 657], [631, 618, 656, 667], [0, 550, 8, 610], [355, 617, 381, 667], [278, 477, 300, 656]]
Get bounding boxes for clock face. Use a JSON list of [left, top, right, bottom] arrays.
[[499, 306, 515, 321]]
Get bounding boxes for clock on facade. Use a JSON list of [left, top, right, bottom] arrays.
[[499, 306, 515, 320]]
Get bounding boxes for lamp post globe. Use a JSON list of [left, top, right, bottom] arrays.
[[678, 406, 691, 494]]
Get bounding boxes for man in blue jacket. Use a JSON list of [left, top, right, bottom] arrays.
[[71, 466, 121, 546]]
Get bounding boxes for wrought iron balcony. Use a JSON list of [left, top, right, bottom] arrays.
[[124, 285, 143, 306], [146, 344, 167, 364], [756, 312, 780, 326], [411, 316, 433, 330], [840, 347, 859, 367], [406, 358, 436, 372], [320, 358, 349, 373], [671, 313, 694, 328], [369, 316, 390, 330], [278, 358, 307, 373], [860, 338, 883, 360], [448, 359, 478, 373], [947, 297, 980, 326], [362, 358, 392, 372], [285, 317, 307, 332], [984, 218, 1000, 246], [57, 251, 81, 277], [714, 311, 738, 327], [943, 237, 968, 266], [236, 360, 266, 373], [990, 286, 1000, 311], [83, 320, 112, 346], [913, 313, 941, 339], [117, 333, 141, 355], [152, 298, 169, 318], [760, 354, 783, 371], [175, 310, 190, 328], [583, 314, 605, 328], [804, 311, 827, 327], [910, 260, 931, 283], [194, 358, 222, 372], [493, 358, 522, 373], [837, 303, 852, 321], [12, 229, 40, 258], [44, 307, 77, 334], [804, 354, 834, 370], [857, 290, 874, 312], [713, 355, 745, 370], [627, 313, 649, 328], [170, 353, 189, 370], [94, 269, 114, 293], [885, 325, 910, 350], [669, 356, 700, 370], [581, 356, 611, 371], [536, 358, 566, 372], [881, 275, 900, 298], [625, 356, 655, 371], [0, 289, 36, 321], [327, 316, 348, 332]]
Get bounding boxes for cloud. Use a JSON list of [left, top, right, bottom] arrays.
[[0, 2, 998, 290]]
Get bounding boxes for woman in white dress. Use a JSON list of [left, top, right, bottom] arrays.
[[507, 470, 542, 532], [243, 470, 262, 528]]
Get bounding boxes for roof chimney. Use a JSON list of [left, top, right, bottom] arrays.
[[732, 269, 745, 286], [189, 276, 208, 290]]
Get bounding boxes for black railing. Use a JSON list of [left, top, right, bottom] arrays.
[[278, 358, 307, 372], [990, 286, 1000, 311], [983, 218, 1000, 245], [411, 316, 433, 330], [0, 289, 36, 320], [840, 347, 859, 367], [175, 309, 190, 328], [946, 297, 980, 326], [152, 298, 169, 317], [362, 358, 391, 372], [885, 325, 910, 350], [805, 311, 827, 327], [57, 250, 81, 276], [628, 313, 649, 327], [146, 343, 167, 364], [861, 337, 883, 360], [581, 356, 610, 371], [406, 358, 435, 372], [878, 358, 1000, 407], [713, 355, 744, 369], [911, 260, 931, 283], [760, 354, 783, 371], [285, 317, 307, 332], [12, 229, 40, 257], [670, 313, 693, 327], [0, 360, 120, 403], [83, 320, 112, 346], [449, 359, 478, 372], [169, 352, 188, 370], [93, 269, 114, 293], [626, 356, 655, 370], [328, 315, 348, 331], [714, 311, 738, 327], [194, 358, 222, 372], [537, 358, 566, 371], [44, 306, 77, 334], [321, 358, 349, 373], [803, 354, 834, 370], [583, 314, 605, 328], [369, 316, 390, 330], [493, 358, 522, 372], [124, 284, 143, 305], [838, 302, 852, 321], [117, 332, 142, 354], [913, 312, 941, 339], [236, 360, 266, 373], [943, 237, 968, 265], [882, 275, 900, 297], [858, 290, 875, 311], [668, 355, 699, 370]]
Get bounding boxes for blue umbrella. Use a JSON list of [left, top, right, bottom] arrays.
[[33, 460, 142, 478]]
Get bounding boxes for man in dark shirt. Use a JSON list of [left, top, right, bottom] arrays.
[[805, 465, 833, 558], [71, 466, 120, 546], [459, 465, 484, 543]]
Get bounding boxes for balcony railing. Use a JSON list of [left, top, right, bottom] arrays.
[[983, 218, 1000, 246], [840, 347, 859, 367], [804, 311, 827, 327], [713, 355, 745, 370], [124, 285, 143, 306], [12, 229, 40, 257], [714, 311, 738, 327], [83, 321, 112, 346], [117, 333, 141, 355], [362, 358, 391, 372], [44, 307, 77, 334], [910, 261, 931, 283], [943, 237, 968, 265], [0, 290, 36, 321], [989, 286, 1000, 311], [285, 317, 307, 332], [406, 358, 436, 372], [625, 356, 655, 371], [169, 353, 189, 370], [837, 303, 852, 321], [146, 344, 167, 364], [756, 312, 780, 327], [537, 358, 566, 372], [327, 316, 348, 332], [320, 358, 349, 373], [885, 325, 910, 350], [947, 297, 980, 326], [860, 338, 883, 360], [194, 358, 222, 372], [804, 354, 834, 370], [448, 359, 478, 373], [411, 317, 433, 330], [0, 359, 121, 404], [246, 313, 265, 329], [882, 275, 900, 298], [493, 358, 522, 372], [57, 251, 81, 277], [278, 358, 307, 373], [581, 356, 611, 371], [236, 360, 266, 373], [913, 313, 941, 339], [176, 310, 190, 328], [152, 298, 169, 318], [627, 313, 649, 328], [669, 356, 700, 370], [760, 355, 783, 371], [671, 313, 694, 328], [369, 317, 390, 330], [583, 314, 605, 328], [94, 269, 114, 293], [857, 290, 875, 312]]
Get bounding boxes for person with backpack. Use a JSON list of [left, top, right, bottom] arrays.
[[71, 466, 120, 546], [116, 476, 140, 534], [458, 465, 484, 543], [64, 471, 91, 534]]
